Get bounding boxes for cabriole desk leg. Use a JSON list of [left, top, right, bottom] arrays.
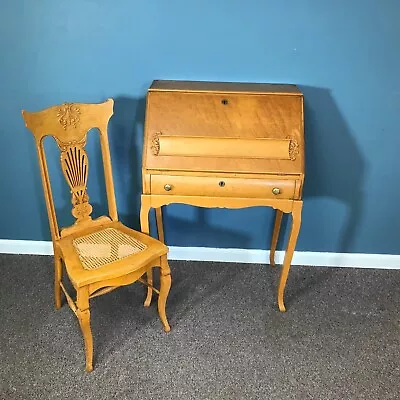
[[155, 207, 165, 243], [277, 201, 303, 312], [140, 196, 153, 307], [270, 209, 283, 267]]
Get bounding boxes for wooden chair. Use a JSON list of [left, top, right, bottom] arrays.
[[22, 99, 171, 372]]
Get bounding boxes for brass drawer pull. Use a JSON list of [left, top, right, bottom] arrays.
[[164, 184, 172, 191], [219, 181, 225, 187], [272, 187, 281, 195]]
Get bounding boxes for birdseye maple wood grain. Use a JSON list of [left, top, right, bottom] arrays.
[[141, 80, 304, 313]]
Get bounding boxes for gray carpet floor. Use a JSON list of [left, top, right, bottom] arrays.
[[0, 254, 399, 400]]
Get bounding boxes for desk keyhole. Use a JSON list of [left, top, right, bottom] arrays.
[[221, 99, 229, 105], [219, 181, 225, 187]]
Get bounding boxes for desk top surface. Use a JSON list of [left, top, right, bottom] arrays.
[[149, 80, 302, 96]]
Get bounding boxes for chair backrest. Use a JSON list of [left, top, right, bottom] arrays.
[[22, 99, 117, 241]]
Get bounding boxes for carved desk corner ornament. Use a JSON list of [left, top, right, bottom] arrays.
[[151, 132, 161, 156], [288, 137, 299, 161]]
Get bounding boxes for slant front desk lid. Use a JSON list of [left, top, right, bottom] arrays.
[[143, 80, 304, 175]]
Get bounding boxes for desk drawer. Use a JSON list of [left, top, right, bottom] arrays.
[[151, 175, 296, 199]]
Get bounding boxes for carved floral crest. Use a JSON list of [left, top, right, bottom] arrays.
[[57, 103, 81, 130]]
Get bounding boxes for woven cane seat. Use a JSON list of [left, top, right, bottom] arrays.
[[73, 228, 148, 270]]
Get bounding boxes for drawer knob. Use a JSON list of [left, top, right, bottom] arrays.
[[164, 184, 172, 191], [272, 187, 281, 195], [219, 181, 225, 187]]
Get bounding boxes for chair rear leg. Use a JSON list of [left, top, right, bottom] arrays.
[[144, 268, 153, 307], [158, 255, 171, 332], [54, 253, 62, 309], [140, 200, 154, 307]]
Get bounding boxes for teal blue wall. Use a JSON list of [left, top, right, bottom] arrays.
[[1, 1, 399, 254]]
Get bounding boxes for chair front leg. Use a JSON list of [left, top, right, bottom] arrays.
[[76, 288, 94, 372], [158, 255, 171, 333]]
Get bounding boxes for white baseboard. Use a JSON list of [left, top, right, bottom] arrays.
[[168, 246, 400, 269], [0, 240, 54, 256], [0, 239, 399, 269]]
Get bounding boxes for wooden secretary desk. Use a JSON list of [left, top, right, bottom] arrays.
[[140, 80, 304, 312]]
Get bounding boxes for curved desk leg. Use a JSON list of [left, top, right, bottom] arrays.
[[270, 209, 283, 267], [140, 197, 153, 307], [155, 207, 165, 243], [277, 201, 302, 313]]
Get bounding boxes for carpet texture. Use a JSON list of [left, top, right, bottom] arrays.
[[0, 254, 399, 400]]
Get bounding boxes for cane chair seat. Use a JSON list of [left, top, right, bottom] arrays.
[[73, 227, 147, 270], [56, 221, 168, 288]]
